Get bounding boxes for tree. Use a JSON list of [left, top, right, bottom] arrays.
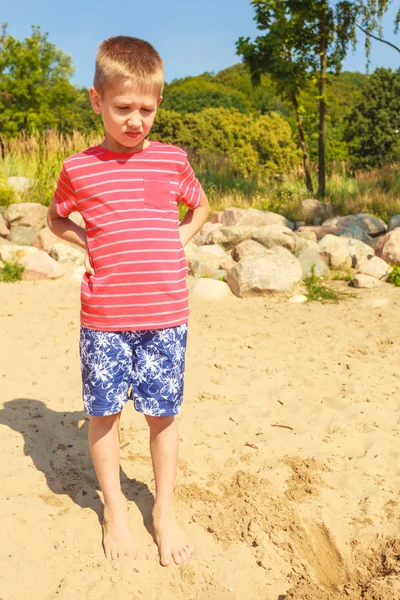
[[237, 1, 397, 197], [344, 68, 400, 168], [0, 24, 86, 136]]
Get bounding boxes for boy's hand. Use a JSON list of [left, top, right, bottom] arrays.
[[84, 252, 95, 276]]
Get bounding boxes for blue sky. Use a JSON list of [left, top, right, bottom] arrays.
[[2, 0, 400, 88]]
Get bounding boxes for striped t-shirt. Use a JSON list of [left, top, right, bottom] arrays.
[[52, 141, 203, 331]]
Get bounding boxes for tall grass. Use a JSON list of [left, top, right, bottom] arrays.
[[1, 130, 400, 222]]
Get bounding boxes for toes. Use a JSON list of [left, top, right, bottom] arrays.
[[172, 550, 183, 565], [180, 549, 188, 561]]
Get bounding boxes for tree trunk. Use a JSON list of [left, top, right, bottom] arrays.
[[318, 6, 328, 199], [291, 92, 314, 194]]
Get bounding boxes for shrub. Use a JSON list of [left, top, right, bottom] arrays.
[[0, 259, 24, 283]]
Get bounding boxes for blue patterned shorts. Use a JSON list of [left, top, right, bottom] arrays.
[[79, 323, 188, 417]]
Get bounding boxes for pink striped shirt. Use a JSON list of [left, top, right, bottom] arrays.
[[52, 141, 203, 331]]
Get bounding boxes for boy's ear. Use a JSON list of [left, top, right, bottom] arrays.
[[90, 87, 102, 114], [157, 96, 163, 106]]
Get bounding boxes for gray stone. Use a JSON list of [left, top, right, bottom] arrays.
[[375, 229, 400, 266], [318, 234, 352, 270], [357, 256, 391, 280], [196, 244, 227, 258], [231, 239, 268, 262], [8, 226, 38, 246], [209, 211, 223, 224], [335, 237, 375, 268], [206, 225, 260, 248], [221, 207, 293, 229], [297, 224, 338, 240], [388, 215, 400, 232], [297, 247, 330, 280], [226, 247, 302, 297], [251, 225, 296, 252], [193, 222, 221, 246], [183, 240, 199, 262], [190, 259, 226, 280], [297, 199, 333, 225], [288, 295, 308, 304], [351, 274, 381, 289], [190, 278, 232, 300], [5, 202, 48, 230], [324, 214, 387, 244], [49, 244, 85, 266]]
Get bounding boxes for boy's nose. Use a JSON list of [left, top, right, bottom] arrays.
[[127, 112, 141, 128]]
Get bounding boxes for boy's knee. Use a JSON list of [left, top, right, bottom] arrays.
[[145, 414, 175, 431], [90, 412, 121, 428]]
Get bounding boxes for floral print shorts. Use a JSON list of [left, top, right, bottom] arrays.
[[79, 323, 188, 417]]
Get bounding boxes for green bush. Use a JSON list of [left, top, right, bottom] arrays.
[[0, 259, 24, 283], [388, 265, 400, 287], [0, 174, 17, 206]]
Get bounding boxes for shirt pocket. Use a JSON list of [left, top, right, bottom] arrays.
[[144, 179, 175, 212]]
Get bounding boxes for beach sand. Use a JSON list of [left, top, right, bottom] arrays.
[[1, 271, 400, 600]]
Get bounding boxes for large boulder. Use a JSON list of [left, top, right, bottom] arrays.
[[388, 215, 400, 232], [251, 225, 296, 252], [293, 232, 319, 255], [20, 250, 66, 280], [356, 256, 391, 280], [206, 225, 260, 248], [0, 245, 38, 262], [297, 247, 330, 280], [324, 214, 387, 244], [196, 244, 227, 259], [209, 211, 223, 224], [335, 237, 375, 268], [351, 274, 381, 289], [187, 245, 228, 278], [221, 207, 293, 229], [190, 278, 232, 300], [50, 244, 85, 266], [231, 239, 268, 262], [297, 223, 338, 240], [32, 227, 78, 253], [193, 222, 221, 246], [183, 240, 199, 262], [7, 226, 37, 246], [297, 199, 333, 225], [375, 229, 400, 266], [227, 247, 302, 297], [318, 234, 352, 270], [5, 202, 48, 230]]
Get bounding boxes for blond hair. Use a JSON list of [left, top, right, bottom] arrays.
[[94, 36, 164, 95]]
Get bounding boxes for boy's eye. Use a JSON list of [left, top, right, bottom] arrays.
[[142, 108, 153, 114], [117, 106, 130, 110]]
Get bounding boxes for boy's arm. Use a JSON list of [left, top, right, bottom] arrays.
[[47, 200, 94, 274], [178, 191, 210, 247]]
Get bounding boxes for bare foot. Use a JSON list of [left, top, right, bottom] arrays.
[[102, 500, 146, 560], [153, 505, 194, 567]]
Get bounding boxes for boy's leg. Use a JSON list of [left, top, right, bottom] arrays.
[[89, 413, 143, 560], [145, 414, 193, 566]]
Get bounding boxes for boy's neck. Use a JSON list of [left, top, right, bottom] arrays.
[[100, 137, 151, 154]]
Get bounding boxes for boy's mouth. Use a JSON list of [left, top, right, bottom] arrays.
[[125, 131, 141, 138]]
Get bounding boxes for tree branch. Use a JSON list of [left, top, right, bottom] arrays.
[[355, 22, 400, 54]]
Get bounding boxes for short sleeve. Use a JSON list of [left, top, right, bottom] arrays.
[[52, 165, 78, 218], [178, 154, 203, 210]]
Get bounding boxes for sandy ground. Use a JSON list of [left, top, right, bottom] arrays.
[[1, 272, 400, 600]]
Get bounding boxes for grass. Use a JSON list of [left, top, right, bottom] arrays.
[[304, 264, 343, 303], [2, 130, 400, 226], [0, 259, 24, 283], [388, 265, 400, 287]]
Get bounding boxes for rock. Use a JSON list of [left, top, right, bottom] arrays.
[[375, 229, 400, 266], [226, 247, 302, 297], [297, 247, 330, 279], [8, 226, 38, 246], [251, 225, 296, 252], [0, 245, 38, 262], [206, 225, 260, 248], [288, 295, 308, 304], [210, 211, 223, 224], [357, 256, 391, 280], [325, 214, 387, 244], [297, 199, 333, 225], [318, 234, 352, 270], [7, 176, 33, 194], [351, 274, 381, 289], [69, 212, 85, 229], [335, 237, 374, 268], [190, 278, 232, 300], [0, 213, 10, 237], [388, 215, 400, 232], [20, 250, 66, 280], [193, 222, 221, 246], [5, 203, 48, 230], [187, 248, 226, 277], [50, 244, 85, 265], [183, 240, 199, 262], [32, 227, 78, 253], [219, 258, 236, 271], [221, 207, 293, 229], [0, 237, 12, 245], [72, 266, 86, 282], [231, 240, 268, 262], [196, 244, 227, 258], [297, 224, 338, 240]]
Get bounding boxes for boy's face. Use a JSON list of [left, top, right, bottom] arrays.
[[90, 79, 162, 153]]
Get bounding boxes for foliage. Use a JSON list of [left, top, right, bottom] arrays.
[[344, 68, 400, 168], [388, 265, 400, 286], [0, 173, 16, 206], [0, 258, 24, 283], [304, 264, 342, 303]]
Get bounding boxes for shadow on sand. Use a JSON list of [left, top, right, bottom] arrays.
[[0, 398, 155, 536]]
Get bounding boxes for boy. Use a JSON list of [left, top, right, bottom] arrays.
[[47, 36, 210, 567]]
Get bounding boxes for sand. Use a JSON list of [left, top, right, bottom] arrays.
[[1, 271, 400, 600]]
